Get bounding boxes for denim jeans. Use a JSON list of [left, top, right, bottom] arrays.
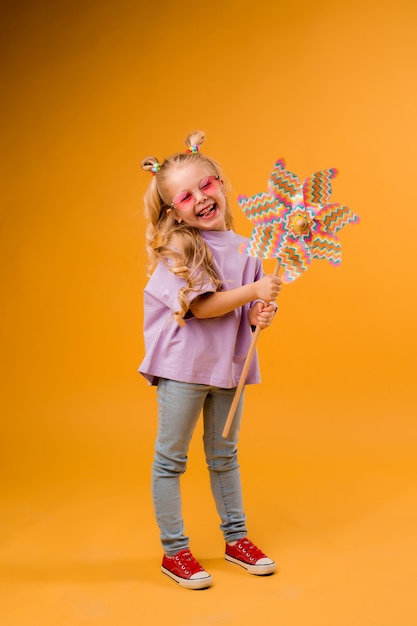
[[153, 378, 248, 556]]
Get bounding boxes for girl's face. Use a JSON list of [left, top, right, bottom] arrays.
[[164, 162, 228, 231]]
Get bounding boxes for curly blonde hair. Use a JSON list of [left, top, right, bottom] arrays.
[[141, 131, 235, 326]]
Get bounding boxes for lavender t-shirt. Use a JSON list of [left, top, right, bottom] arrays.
[[139, 229, 264, 387]]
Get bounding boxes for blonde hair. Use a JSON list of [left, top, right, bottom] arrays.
[[141, 131, 235, 326]]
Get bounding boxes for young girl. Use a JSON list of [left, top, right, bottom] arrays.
[[139, 131, 282, 590]]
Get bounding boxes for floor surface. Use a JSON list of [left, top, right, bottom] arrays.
[[2, 446, 416, 626]]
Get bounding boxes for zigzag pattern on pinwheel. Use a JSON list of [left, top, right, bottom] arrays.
[[288, 231, 312, 267], [269, 159, 300, 210], [280, 241, 311, 283], [239, 224, 269, 257], [237, 193, 279, 223], [281, 261, 302, 283], [312, 234, 342, 266], [280, 248, 309, 283], [267, 223, 288, 258], [319, 203, 360, 233], [303, 168, 338, 207], [252, 224, 273, 257], [242, 223, 288, 258]]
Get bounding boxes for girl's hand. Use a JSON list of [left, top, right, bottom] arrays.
[[248, 301, 277, 330], [254, 274, 282, 302]]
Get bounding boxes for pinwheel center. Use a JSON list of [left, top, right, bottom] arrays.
[[291, 213, 311, 234]]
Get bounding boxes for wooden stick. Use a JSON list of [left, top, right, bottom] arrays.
[[221, 325, 261, 438], [222, 259, 281, 438]]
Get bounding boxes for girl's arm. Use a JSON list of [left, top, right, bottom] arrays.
[[189, 274, 281, 319]]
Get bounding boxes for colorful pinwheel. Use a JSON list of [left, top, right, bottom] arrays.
[[238, 159, 359, 282], [222, 159, 359, 438]]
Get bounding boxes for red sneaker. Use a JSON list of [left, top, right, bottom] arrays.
[[225, 538, 276, 575], [161, 549, 212, 589]]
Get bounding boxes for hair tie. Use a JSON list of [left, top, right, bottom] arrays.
[[186, 145, 199, 154], [151, 163, 161, 175]]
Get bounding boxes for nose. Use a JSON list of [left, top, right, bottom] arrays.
[[194, 188, 207, 204]]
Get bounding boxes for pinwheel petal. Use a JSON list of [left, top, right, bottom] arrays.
[[280, 244, 312, 283], [316, 203, 360, 233], [303, 168, 338, 208], [237, 192, 279, 223], [311, 230, 342, 266], [240, 223, 289, 259], [269, 159, 301, 210]]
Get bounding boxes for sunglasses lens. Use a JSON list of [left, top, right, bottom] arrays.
[[200, 176, 220, 194], [172, 191, 193, 208]]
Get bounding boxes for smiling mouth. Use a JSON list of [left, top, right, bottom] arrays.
[[197, 204, 216, 218]]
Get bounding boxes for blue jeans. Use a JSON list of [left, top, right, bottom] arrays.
[[153, 379, 248, 556]]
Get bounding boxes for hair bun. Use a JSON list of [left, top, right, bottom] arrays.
[[184, 130, 206, 150], [141, 156, 160, 172]]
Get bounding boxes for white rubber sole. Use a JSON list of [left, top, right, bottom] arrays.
[[225, 554, 276, 575], [161, 566, 213, 590]]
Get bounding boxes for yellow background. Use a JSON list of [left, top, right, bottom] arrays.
[[1, 0, 416, 624]]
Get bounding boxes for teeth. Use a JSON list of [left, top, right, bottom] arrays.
[[198, 205, 214, 217]]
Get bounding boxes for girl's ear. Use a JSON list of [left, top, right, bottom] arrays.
[[169, 208, 182, 223], [166, 207, 182, 223]]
